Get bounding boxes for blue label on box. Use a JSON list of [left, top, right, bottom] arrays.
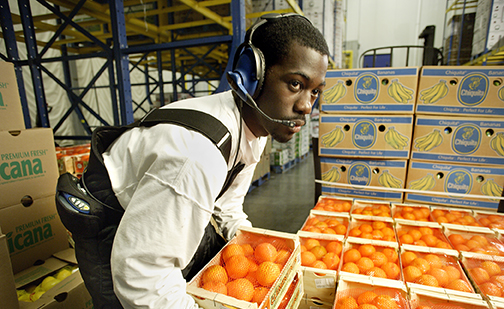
[[323, 186, 403, 200]]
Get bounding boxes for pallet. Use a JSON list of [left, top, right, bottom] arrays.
[[270, 159, 296, 174], [248, 172, 270, 192], [295, 153, 309, 164]]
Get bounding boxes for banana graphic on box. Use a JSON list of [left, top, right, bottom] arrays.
[[409, 173, 436, 191], [498, 86, 504, 101], [322, 167, 341, 183], [384, 127, 409, 150], [481, 179, 503, 201], [419, 80, 449, 104], [322, 80, 346, 103], [321, 126, 344, 147], [414, 129, 443, 152], [378, 170, 403, 188], [387, 79, 414, 103], [490, 132, 504, 157]]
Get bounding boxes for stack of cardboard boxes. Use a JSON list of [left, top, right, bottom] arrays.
[[0, 61, 92, 308], [318, 67, 419, 203]]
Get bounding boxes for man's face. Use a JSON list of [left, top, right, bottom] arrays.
[[252, 41, 328, 143]]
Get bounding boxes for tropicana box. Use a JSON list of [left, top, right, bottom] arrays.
[[0, 128, 69, 274], [0, 61, 25, 132]]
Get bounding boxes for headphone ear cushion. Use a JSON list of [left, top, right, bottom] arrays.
[[232, 45, 265, 99]]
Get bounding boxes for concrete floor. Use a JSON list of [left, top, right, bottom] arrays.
[[243, 152, 317, 234]]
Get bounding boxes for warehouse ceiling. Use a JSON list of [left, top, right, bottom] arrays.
[[4, 0, 304, 80]]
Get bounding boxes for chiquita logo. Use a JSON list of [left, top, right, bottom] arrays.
[[451, 124, 481, 155], [457, 73, 489, 106], [354, 73, 379, 103], [352, 120, 377, 149], [348, 163, 371, 186], [445, 169, 472, 196]]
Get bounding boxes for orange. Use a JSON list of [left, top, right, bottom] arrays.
[[337, 296, 359, 309], [241, 243, 254, 256], [225, 255, 250, 279], [254, 243, 277, 263], [413, 240, 427, 247], [401, 251, 417, 267], [424, 254, 443, 268], [335, 224, 348, 235], [369, 252, 388, 267], [202, 264, 228, 285], [361, 232, 373, 240], [455, 244, 470, 252], [420, 234, 438, 247], [382, 262, 400, 280], [428, 268, 450, 287], [417, 306, 432, 309], [366, 267, 387, 278], [360, 224, 373, 233], [344, 249, 362, 263], [382, 248, 398, 263], [465, 240, 480, 250], [314, 221, 329, 229], [418, 227, 433, 236], [304, 239, 321, 251], [415, 274, 439, 287], [323, 227, 337, 234], [222, 244, 245, 263], [252, 286, 270, 304], [301, 251, 317, 267], [436, 216, 448, 224], [202, 281, 227, 294], [479, 282, 502, 297], [371, 230, 385, 240], [442, 265, 461, 280], [491, 275, 504, 290], [226, 278, 254, 302], [411, 258, 430, 274], [471, 235, 489, 246], [326, 241, 343, 255], [311, 245, 328, 260], [435, 241, 451, 249], [403, 213, 416, 220], [403, 265, 423, 282], [412, 209, 425, 220], [275, 249, 290, 265], [300, 245, 307, 252], [248, 258, 259, 272], [256, 261, 280, 287], [349, 228, 362, 237], [245, 271, 258, 286], [469, 267, 490, 285], [372, 295, 399, 309], [481, 261, 502, 277], [446, 279, 472, 292], [323, 252, 341, 270], [359, 244, 376, 257], [312, 260, 328, 270], [408, 229, 423, 241], [342, 262, 360, 274], [381, 227, 395, 237], [357, 257, 375, 273], [359, 304, 378, 309], [357, 291, 378, 305], [400, 234, 414, 245], [372, 221, 386, 230]]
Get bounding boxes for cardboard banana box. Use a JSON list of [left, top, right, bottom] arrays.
[[0, 61, 26, 131], [319, 114, 413, 160], [411, 115, 504, 166], [320, 67, 419, 114], [319, 157, 407, 202], [404, 160, 504, 210], [416, 66, 504, 117]]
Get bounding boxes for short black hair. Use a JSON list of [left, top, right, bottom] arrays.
[[251, 15, 330, 70]]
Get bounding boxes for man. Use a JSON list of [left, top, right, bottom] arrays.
[[102, 13, 329, 308]]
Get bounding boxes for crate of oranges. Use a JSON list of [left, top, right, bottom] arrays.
[[396, 223, 456, 255], [351, 200, 392, 220], [300, 210, 350, 236], [430, 207, 481, 228], [399, 247, 480, 299], [409, 287, 491, 309], [340, 239, 402, 283], [391, 203, 439, 227], [187, 226, 301, 309], [473, 210, 504, 233], [313, 196, 354, 214], [444, 227, 504, 257], [333, 274, 408, 309], [460, 254, 504, 300], [347, 218, 397, 245], [298, 231, 343, 303]]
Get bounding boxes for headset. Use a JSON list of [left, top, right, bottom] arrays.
[[226, 13, 312, 128]]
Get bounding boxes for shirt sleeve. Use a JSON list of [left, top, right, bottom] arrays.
[[107, 125, 228, 308]]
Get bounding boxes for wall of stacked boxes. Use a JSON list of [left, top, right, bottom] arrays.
[[0, 62, 93, 308]]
